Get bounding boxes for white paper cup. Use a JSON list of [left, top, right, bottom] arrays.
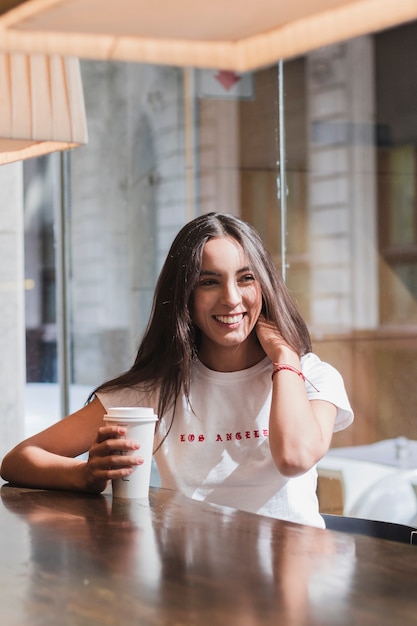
[[103, 407, 158, 499]]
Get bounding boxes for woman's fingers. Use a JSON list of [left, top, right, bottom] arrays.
[[91, 426, 138, 457], [95, 425, 127, 445], [85, 426, 142, 491], [255, 316, 299, 363], [105, 451, 144, 470], [256, 316, 284, 349]]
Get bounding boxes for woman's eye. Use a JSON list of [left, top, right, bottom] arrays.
[[240, 274, 255, 282]]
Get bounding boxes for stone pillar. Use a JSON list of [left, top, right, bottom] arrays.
[[306, 36, 378, 331], [0, 162, 25, 459]]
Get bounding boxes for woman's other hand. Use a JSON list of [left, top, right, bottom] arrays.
[[255, 315, 299, 365]]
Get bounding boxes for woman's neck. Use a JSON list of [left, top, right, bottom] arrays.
[[198, 338, 266, 372]]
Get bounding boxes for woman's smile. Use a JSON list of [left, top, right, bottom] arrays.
[[213, 313, 245, 326]]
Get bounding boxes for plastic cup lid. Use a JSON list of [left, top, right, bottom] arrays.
[[104, 407, 157, 420]]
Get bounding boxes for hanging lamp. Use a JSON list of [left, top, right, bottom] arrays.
[[0, 50, 87, 165]]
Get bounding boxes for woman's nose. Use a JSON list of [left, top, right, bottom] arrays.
[[220, 281, 241, 307]]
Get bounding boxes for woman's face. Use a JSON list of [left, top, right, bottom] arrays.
[[192, 236, 263, 362]]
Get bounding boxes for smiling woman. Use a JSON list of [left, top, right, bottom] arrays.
[[1, 212, 353, 529], [2, 13, 417, 536]]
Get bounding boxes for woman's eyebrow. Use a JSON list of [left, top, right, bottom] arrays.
[[199, 266, 251, 277]]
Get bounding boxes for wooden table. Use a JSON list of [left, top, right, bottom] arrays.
[[1, 484, 417, 625]]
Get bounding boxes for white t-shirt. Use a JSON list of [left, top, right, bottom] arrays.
[[96, 352, 353, 528]]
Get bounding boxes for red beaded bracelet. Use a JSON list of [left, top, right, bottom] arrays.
[[271, 363, 319, 391]]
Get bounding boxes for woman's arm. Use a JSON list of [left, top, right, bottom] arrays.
[[0, 397, 143, 492], [256, 317, 337, 476]]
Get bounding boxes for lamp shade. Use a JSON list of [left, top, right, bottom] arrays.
[[0, 0, 417, 71], [0, 51, 87, 165]]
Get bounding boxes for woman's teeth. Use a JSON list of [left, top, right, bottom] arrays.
[[215, 314, 243, 324]]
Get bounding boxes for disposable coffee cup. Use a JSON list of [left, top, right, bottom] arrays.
[[103, 407, 158, 499]]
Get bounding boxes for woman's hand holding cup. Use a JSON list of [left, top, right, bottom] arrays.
[[85, 424, 142, 493]]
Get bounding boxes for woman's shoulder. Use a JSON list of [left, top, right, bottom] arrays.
[[300, 351, 350, 401], [95, 384, 159, 413], [301, 352, 353, 431], [301, 352, 343, 378]]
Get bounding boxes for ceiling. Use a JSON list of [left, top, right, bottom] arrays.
[[1, 0, 417, 70]]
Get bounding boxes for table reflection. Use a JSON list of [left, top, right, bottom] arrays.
[[0, 485, 357, 625]]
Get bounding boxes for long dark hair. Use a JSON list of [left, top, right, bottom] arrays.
[[93, 212, 312, 421]]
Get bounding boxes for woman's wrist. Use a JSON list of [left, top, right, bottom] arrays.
[[269, 346, 300, 367], [270, 360, 320, 391]]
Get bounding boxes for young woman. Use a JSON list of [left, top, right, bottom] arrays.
[[1, 213, 353, 527]]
